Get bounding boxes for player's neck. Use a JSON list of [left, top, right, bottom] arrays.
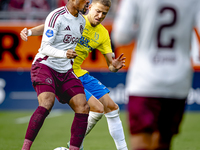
[[66, 4, 79, 17]]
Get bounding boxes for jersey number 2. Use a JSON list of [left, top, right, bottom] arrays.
[[157, 7, 177, 49]]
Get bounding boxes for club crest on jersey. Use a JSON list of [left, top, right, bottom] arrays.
[[80, 25, 84, 34], [45, 29, 54, 38], [45, 78, 52, 84], [94, 32, 99, 40]]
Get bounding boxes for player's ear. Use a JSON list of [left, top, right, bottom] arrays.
[[88, 4, 92, 10]]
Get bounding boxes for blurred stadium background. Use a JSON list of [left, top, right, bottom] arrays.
[[1, 0, 200, 149]]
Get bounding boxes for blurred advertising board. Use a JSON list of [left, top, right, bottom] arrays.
[[0, 22, 200, 110]]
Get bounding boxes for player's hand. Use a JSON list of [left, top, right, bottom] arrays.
[[20, 28, 28, 41], [66, 49, 78, 59], [112, 53, 126, 70]]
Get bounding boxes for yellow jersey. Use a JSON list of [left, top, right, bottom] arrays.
[[73, 15, 112, 77]]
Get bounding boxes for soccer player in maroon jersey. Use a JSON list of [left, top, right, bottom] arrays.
[[21, 0, 90, 150], [113, 0, 200, 149]]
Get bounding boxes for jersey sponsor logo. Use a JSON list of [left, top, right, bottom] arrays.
[[80, 25, 84, 34], [63, 34, 79, 44], [78, 36, 94, 51], [45, 29, 54, 38], [64, 26, 71, 31]]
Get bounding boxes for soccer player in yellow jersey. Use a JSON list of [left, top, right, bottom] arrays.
[[20, 0, 128, 150]]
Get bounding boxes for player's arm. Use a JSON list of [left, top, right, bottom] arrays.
[[41, 17, 77, 59], [112, 0, 138, 46], [104, 53, 126, 72], [98, 29, 126, 72], [20, 24, 44, 41], [19, 22, 68, 58], [20, 22, 77, 59]]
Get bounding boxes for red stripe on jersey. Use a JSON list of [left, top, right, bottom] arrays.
[[52, 11, 66, 28], [48, 7, 66, 28], [64, 6, 69, 13], [35, 55, 49, 63]]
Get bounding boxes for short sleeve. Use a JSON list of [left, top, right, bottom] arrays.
[[97, 30, 112, 54]]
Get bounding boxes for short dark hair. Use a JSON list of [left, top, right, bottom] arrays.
[[92, 0, 111, 8]]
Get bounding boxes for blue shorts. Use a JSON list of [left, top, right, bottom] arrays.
[[79, 73, 110, 101]]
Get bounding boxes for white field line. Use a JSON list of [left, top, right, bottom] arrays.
[[10, 91, 37, 100], [15, 110, 65, 124]]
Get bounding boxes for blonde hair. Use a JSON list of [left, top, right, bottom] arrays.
[[92, 0, 111, 7]]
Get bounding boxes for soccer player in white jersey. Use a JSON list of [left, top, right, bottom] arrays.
[[112, 0, 200, 149], [21, 0, 90, 150], [20, 1, 128, 150]]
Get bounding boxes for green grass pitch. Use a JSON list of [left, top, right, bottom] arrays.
[[0, 110, 200, 150]]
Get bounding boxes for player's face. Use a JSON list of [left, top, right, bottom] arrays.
[[88, 2, 110, 27], [76, 0, 90, 13]]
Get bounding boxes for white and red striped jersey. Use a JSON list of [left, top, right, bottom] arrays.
[[33, 6, 85, 73], [113, 0, 200, 98]]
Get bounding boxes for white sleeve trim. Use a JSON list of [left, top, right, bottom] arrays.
[[40, 42, 67, 58]]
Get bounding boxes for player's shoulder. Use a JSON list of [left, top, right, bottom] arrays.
[[93, 24, 110, 42], [175, 0, 200, 12], [192, 0, 200, 5], [46, 6, 68, 26], [78, 13, 86, 23], [47, 6, 68, 22], [49, 6, 67, 16], [97, 23, 108, 32], [98, 24, 109, 36], [79, 13, 86, 20], [195, 0, 200, 9]]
